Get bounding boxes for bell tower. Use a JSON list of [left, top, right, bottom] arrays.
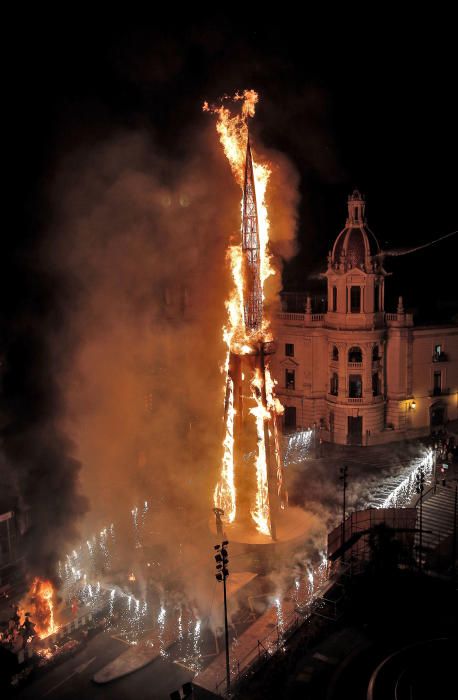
[[322, 191, 386, 445], [325, 190, 385, 327]]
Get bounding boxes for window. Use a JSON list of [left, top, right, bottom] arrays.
[[372, 345, 379, 362], [433, 343, 446, 362], [284, 406, 296, 429], [433, 371, 442, 395], [330, 372, 338, 396], [354, 206, 359, 222], [285, 343, 294, 357], [332, 286, 337, 312], [332, 345, 339, 361], [372, 372, 381, 396], [350, 286, 361, 313], [348, 346, 363, 363], [285, 369, 295, 390], [374, 283, 380, 312], [349, 375, 362, 398]]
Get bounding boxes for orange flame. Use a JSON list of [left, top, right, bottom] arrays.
[[19, 578, 59, 639], [250, 368, 271, 534], [205, 90, 275, 355], [213, 368, 236, 523]]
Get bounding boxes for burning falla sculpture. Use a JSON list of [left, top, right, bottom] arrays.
[[205, 91, 287, 540]]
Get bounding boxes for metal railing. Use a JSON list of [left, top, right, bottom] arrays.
[[214, 608, 304, 696]]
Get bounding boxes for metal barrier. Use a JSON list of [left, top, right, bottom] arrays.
[[214, 608, 304, 696]]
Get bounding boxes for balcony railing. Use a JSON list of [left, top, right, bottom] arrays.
[[278, 312, 305, 322], [348, 397, 363, 403], [348, 362, 363, 369], [432, 352, 448, 363]]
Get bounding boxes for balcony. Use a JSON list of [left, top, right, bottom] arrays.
[[278, 312, 305, 323], [348, 397, 363, 404], [385, 312, 414, 327], [348, 362, 363, 369], [432, 352, 448, 363], [429, 387, 450, 397]]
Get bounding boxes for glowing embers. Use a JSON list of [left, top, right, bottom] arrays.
[[19, 578, 59, 639]]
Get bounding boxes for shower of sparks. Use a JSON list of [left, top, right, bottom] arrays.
[[193, 619, 202, 659], [177, 610, 183, 642], [291, 550, 329, 615], [283, 429, 313, 466], [376, 449, 434, 509], [99, 528, 111, 570], [157, 604, 168, 657], [58, 496, 330, 666], [131, 507, 141, 549], [141, 501, 149, 534], [275, 598, 285, 638]]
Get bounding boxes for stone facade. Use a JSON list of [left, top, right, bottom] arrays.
[[271, 191, 458, 445]]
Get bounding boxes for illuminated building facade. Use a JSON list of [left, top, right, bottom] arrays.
[[272, 190, 458, 445]]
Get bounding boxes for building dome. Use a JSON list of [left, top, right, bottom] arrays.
[[331, 190, 380, 269]]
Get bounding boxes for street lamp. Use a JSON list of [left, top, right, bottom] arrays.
[[215, 541, 230, 696], [415, 468, 425, 573]]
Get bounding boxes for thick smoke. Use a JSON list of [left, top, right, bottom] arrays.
[[28, 119, 300, 604], [0, 246, 89, 581]]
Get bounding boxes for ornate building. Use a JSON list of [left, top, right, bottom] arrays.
[[272, 190, 458, 445]]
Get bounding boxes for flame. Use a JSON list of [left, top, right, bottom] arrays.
[[213, 371, 236, 522], [205, 90, 275, 355], [19, 578, 59, 639], [249, 368, 271, 534]]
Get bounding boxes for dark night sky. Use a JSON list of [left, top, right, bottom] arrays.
[[5, 15, 458, 322], [1, 11, 457, 569]]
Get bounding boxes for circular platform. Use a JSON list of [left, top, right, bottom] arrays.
[[209, 506, 318, 553]]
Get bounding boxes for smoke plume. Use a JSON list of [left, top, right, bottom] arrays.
[[0, 116, 301, 593]]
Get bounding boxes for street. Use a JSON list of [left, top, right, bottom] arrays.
[[16, 632, 193, 700]]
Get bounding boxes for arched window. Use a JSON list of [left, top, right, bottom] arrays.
[[332, 346, 339, 361], [348, 346, 363, 363], [372, 345, 380, 362], [330, 372, 338, 396]]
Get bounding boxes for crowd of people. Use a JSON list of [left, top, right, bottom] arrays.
[[0, 606, 36, 654]]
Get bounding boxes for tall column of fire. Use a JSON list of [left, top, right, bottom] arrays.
[[206, 91, 287, 540]]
